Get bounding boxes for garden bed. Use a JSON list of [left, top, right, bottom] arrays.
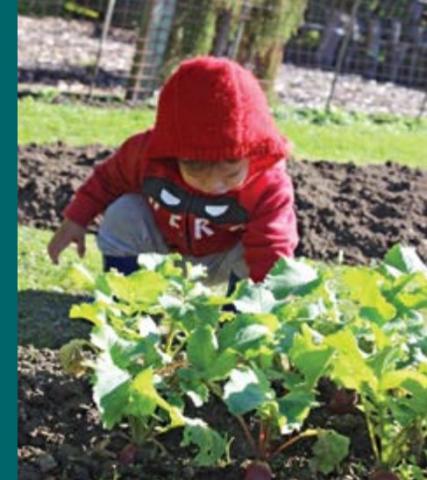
[[18, 144, 427, 480], [18, 346, 372, 480], [18, 143, 427, 264]]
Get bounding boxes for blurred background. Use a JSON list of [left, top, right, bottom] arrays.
[[18, 0, 427, 117]]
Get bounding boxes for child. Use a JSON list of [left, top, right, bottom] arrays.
[[48, 56, 298, 286]]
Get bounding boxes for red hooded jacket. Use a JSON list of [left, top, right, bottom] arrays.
[[64, 56, 298, 282]]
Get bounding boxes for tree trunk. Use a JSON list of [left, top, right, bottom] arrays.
[[211, 8, 233, 57]]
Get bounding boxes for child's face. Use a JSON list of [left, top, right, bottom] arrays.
[[178, 158, 249, 194]]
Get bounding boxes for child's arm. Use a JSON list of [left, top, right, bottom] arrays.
[[63, 132, 149, 227], [48, 132, 149, 264], [242, 167, 298, 282]]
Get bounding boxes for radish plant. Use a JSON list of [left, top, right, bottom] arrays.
[[60, 245, 427, 479]]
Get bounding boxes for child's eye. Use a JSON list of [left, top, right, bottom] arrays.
[[182, 161, 207, 173], [227, 171, 240, 179]]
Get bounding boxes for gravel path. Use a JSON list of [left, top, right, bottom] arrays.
[[18, 15, 426, 116], [276, 64, 427, 117]]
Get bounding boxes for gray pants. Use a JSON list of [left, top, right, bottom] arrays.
[[97, 194, 248, 284]]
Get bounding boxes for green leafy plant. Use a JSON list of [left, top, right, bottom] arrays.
[[61, 245, 427, 479], [61, 254, 348, 478]]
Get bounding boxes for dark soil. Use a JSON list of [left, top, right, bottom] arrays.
[[18, 143, 427, 263], [18, 345, 374, 480]]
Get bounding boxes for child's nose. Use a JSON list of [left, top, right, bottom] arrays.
[[205, 178, 228, 194]]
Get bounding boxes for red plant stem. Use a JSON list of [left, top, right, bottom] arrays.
[[236, 415, 259, 458], [259, 421, 266, 459], [264, 423, 271, 456], [269, 429, 317, 460]]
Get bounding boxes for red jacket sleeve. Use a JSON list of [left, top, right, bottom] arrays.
[[63, 132, 149, 227], [242, 164, 298, 282]]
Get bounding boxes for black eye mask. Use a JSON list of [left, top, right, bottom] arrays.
[[142, 177, 248, 225]]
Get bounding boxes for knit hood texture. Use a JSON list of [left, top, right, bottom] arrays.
[[146, 56, 290, 169]]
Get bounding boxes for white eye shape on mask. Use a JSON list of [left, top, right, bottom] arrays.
[[205, 205, 229, 217], [160, 188, 182, 206]]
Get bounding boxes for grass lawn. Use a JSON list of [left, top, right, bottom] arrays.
[[18, 225, 101, 348], [19, 97, 427, 168], [18, 225, 101, 292]]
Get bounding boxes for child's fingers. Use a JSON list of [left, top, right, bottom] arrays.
[[76, 236, 86, 258], [48, 240, 60, 264], [48, 234, 72, 264]]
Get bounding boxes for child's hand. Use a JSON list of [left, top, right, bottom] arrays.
[[48, 219, 86, 264]]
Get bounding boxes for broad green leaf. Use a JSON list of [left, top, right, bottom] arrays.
[[289, 326, 334, 388], [276, 324, 299, 355], [131, 368, 185, 428], [137, 253, 185, 279], [380, 369, 427, 391], [70, 302, 105, 326], [112, 337, 166, 369], [384, 245, 427, 274], [92, 351, 131, 428], [168, 300, 220, 331], [137, 253, 169, 271], [400, 378, 427, 416], [250, 313, 279, 335], [204, 350, 238, 380], [218, 314, 272, 353], [189, 302, 221, 328], [341, 268, 396, 322], [326, 329, 378, 391], [90, 323, 131, 352], [106, 270, 168, 304], [387, 272, 427, 313], [178, 368, 210, 407], [278, 387, 316, 432], [367, 347, 401, 380], [397, 286, 427, 310], [186, 263, 207, 281], [187, 325, 218, 371], [310, 429, 350, 475], [181, 420, 229, 466], [370, 323, 391, 351], [187, 385, 209, 407], [66, 263, 96, 291], [233, 281, 278, 313], [223, 367, 274, 415], [264, 257, 319, 298]]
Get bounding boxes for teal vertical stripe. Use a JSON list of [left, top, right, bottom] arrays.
[[6, 1, 17, 479]]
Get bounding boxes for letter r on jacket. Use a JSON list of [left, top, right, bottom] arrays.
[[194, 218, 214, 239]]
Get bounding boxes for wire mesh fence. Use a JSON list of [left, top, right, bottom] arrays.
[[18, 0, 427, 117]]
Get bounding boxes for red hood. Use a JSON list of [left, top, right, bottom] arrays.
[[145, 56, 291, 171]]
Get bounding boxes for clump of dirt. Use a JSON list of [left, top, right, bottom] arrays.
[[18, 143, 427, 263], [291, 158, 427, 263]]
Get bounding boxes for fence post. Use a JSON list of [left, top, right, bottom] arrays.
[[212, 7, 233, 56], [125, 0, 156, 102], [88, 0, 117, 99], [418, 91, 427, 120], [228, 0, 251, 60], [364, 17, 381, 79], [325, 0, 362, 112]]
